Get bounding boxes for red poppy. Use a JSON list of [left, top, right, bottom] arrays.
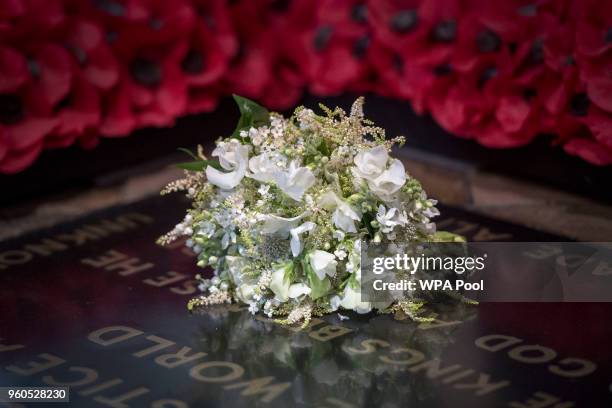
[[100, 46, 187, 134], [564, 137, 612, 166], [282, 0, 371, 95], [178, 0, 237, 113], [0, 44, 72, 173], [0, 0, 65, 43], [62, 18, 121, 91], [368, 0, 462, 67], [47, 72, 101, 149], [574, 0, 612, 58]]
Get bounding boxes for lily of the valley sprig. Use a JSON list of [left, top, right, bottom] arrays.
[[159, 95, 459, 326]]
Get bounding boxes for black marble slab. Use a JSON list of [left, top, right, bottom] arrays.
[[0, 194, 610, 407]]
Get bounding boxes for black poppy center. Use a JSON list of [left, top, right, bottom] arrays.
[[476, 29, 501, 53], [270, 0, 291, 12], [389, 9, 418, 34], [433, 63, 452, 76], [606, 27, 612, 44], [130, 58, 162, 88], [67, 45, 88, 66], [517, 4, 537, 16], [93, 0, 125, 17], [27, 57, 41, 79], [570, 93, 590, 117], [0, 94, 24, 125], [432, 20, 456, 43], [313, 25, 333, 51], [528, 38, 544, 65], [352, 34, 370, 58], [149, 18, 164, 30], [351, 3, 368, 23], [523, 88, 537, 101], [182, 50, 205, 74], [392, 54, 404, 73], [478, 66, 497, 87]]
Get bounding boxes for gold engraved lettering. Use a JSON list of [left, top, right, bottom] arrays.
[[169, 279, 198, 295], [379, 347, 425, 366], [88, 326, 144, 346], [93, 386, 150, 408], [81, 250, 128, 268], [408, 359, 462, 379], [154, 347, 207, 368], [43, 366, 99, 386], [508, 345, 557, 364], [223, 376, 291, 403], [133, 336, 176, 357], [24, 239, 68, 256], [105, 258, 154, 276], [143, 272, 187, 287], [509, 391, 575, 408], [189, 361, 245, 383], [0, 250, 32, 265], [452, 373, 510, 396], [308, 324, 352, 341], [0, 339, 24, 353], [475, 334, 522, 352], [151, 399, 188, 408], [344, 339, 390, 355], [548, 358, 596, 378], [6, 353, 65, 376], [79, 379, 123, 396]]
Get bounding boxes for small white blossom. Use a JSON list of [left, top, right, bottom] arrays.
[[334, 249, 347, 260], [248, 303, 259, 314]]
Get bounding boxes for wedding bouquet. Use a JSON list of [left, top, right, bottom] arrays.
[[159, 96, 461, 325]]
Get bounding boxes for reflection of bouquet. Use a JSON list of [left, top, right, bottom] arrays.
[[159, 96, 460, 325]]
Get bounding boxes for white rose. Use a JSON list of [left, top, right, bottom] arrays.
[[352, 146, 406, 201], [275, 161, 315, 201], [248, 151, 284, 183], [352, 145, 389, 180], [369, 159, 406, 198], [318, 191, 361, 233], [206, 139, 250, 190], [308, 250, 337, 280]]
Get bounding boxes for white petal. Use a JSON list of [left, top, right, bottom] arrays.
[[270, 265, 291, 302], [288, 283, 311, 299], [353, 145, 389, 180], [309, 250, 337, 280], [332, 209, 357, 233], [371, 159, 406, 195], [205, 166, 245, 190], [261, 213, 305, 235], [289, 222, 316, 257]]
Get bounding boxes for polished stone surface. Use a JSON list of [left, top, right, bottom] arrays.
[[1, 195, 611, 407]]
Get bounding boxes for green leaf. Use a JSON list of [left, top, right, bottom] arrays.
[[176, 159, 224, 172], [303, 260, 331, 300], [231, 94, 270, 139], [177, 147, 199, 160], [432, 231, 466, 243]]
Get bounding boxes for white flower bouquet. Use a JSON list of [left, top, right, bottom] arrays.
[[159, 96, 462, 325]]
